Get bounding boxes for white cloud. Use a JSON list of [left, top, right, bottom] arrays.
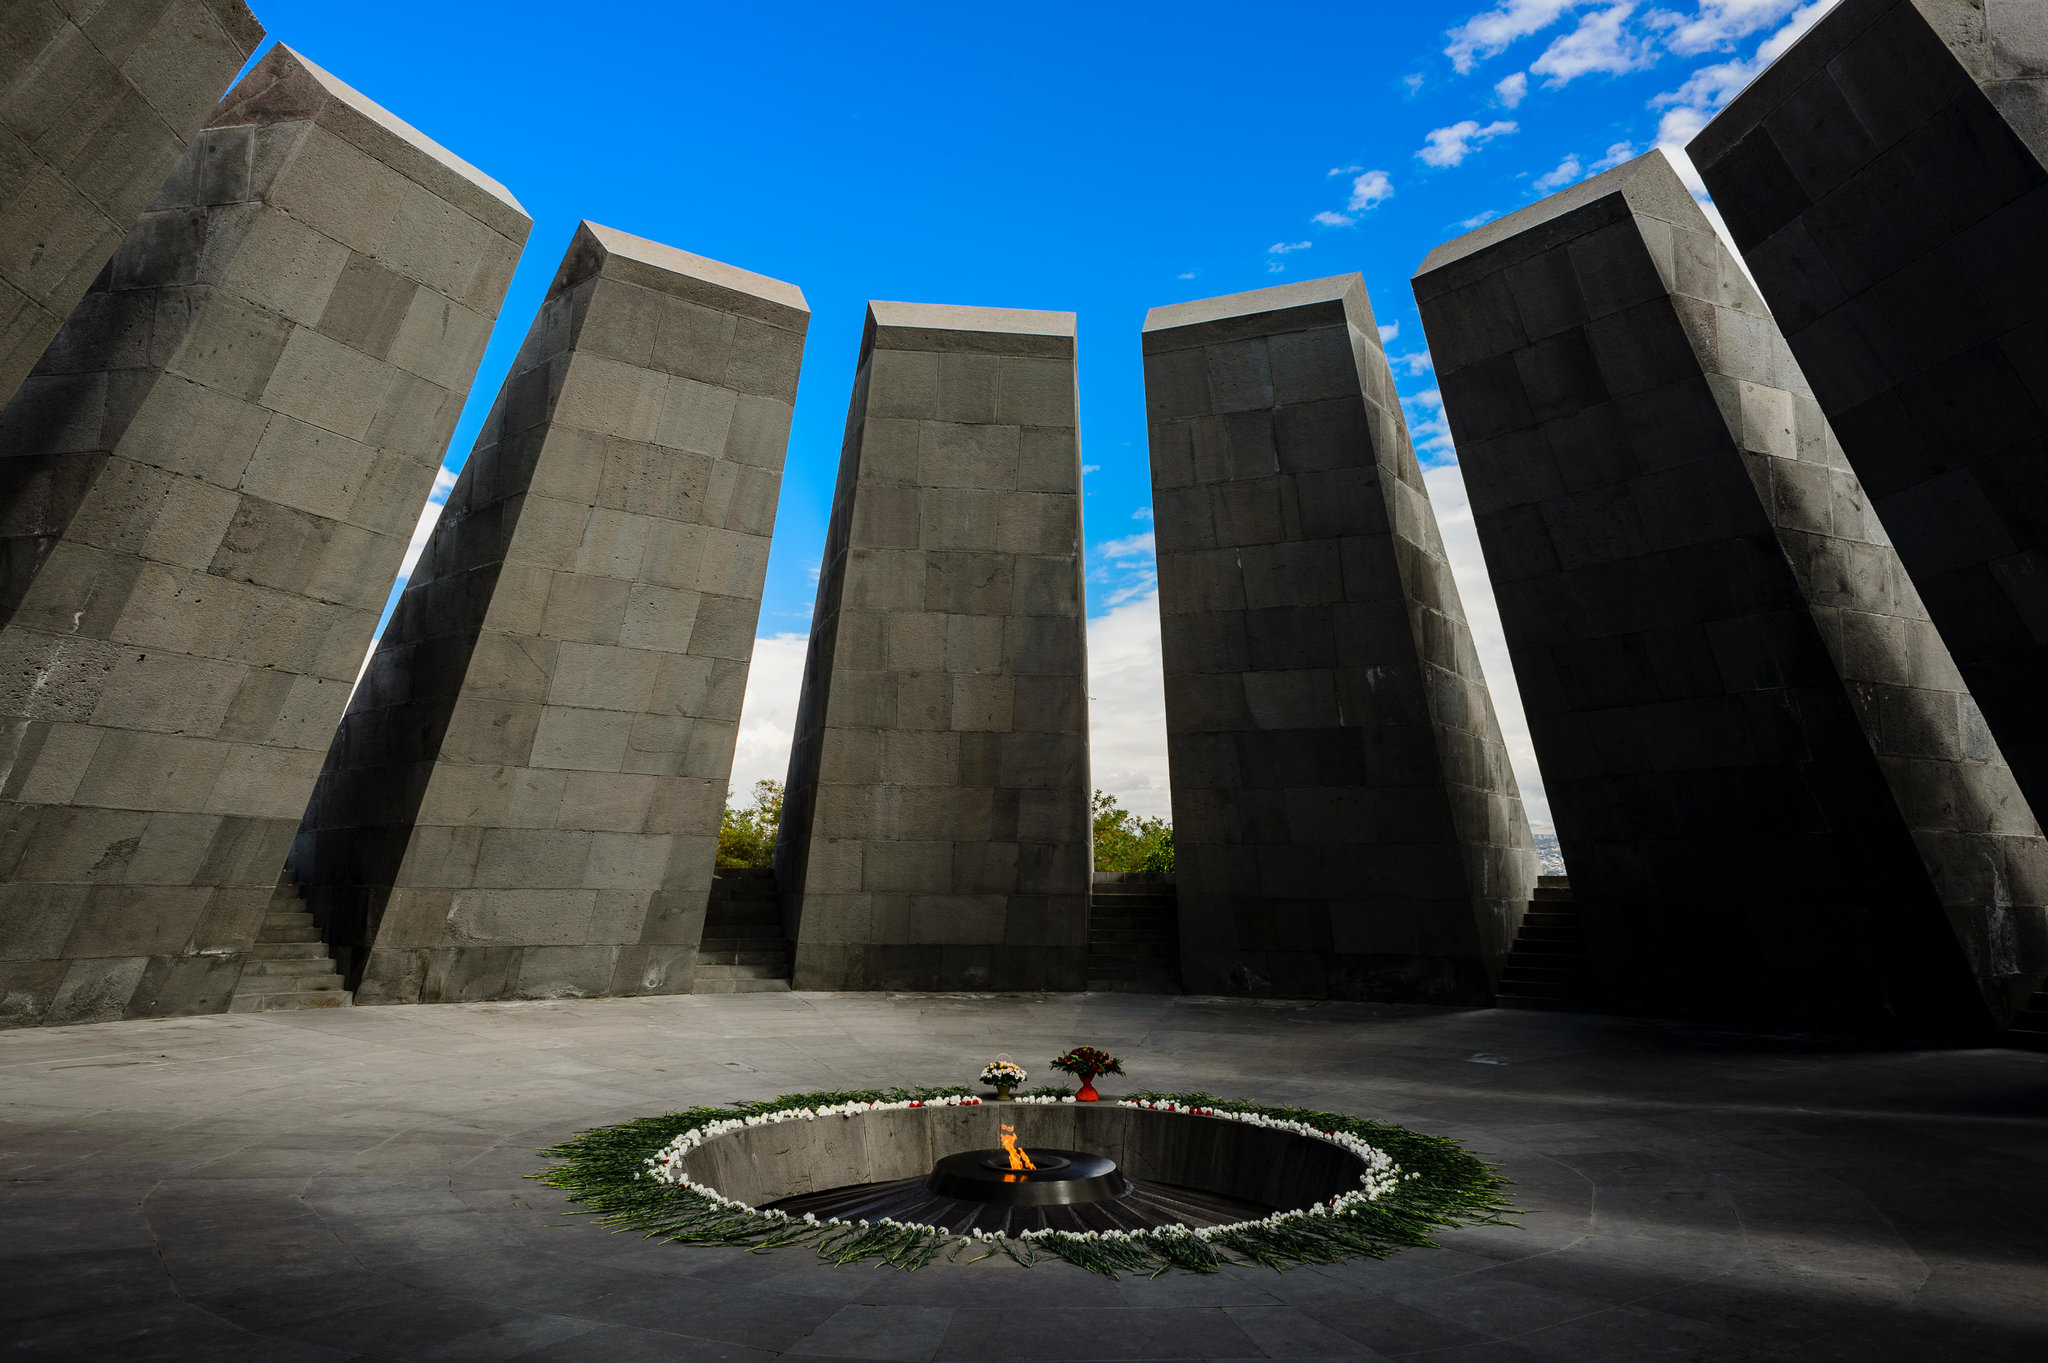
[[1086, 591, 1171, 821], [1495, 71, 1529, 106], [1089, 530, 1157, 609], [1267, 240, 1312, 255], [1403, 72, 1427, 95], [1446, 0, 1587, 73], [1177, 270, 1195, 280], [1379, 322, 1401, 344], [727, 633, 811, 795], [1268, 263, 1286, 274], [1417, 120, 1519, 168], [1535, 153, 1585, 192], [1328, 163, 1364, 177], [1313, 210, 1356, 227], [1132, 506, 1154, 521], [1532, 2, 1657, 83], [1403, 386, 1456, 461], [1081, 463, 1100, 474], [1391, 349, 1437, 377], [1590, 139, 1637, 171], [1458, 208, 1502, 229], [1654, 0, 1804, 55], [1348, 169, 1395, 210], [1095, 531, 1156, 560], [1421, 461, 1551, 828]]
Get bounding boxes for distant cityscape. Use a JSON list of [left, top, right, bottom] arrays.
[[1534, 833, 1566, 878]]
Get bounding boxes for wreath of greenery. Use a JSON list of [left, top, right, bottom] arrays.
[[532, 1086, 1514, 1279]]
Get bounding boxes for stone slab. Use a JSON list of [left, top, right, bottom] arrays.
[[777, 302, 1090, 991], [1142, 273, 1537, 1003], [1690, 0, 2048, 836], [0, 0, 264, 411], [0, 45, 529, 1028], [294, 221, 805, 1005], [1412, 149, 2048, 1033]]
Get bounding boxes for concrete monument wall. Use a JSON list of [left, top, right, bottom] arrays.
[[295, 223, 805, 1005], [1413, 150, 2048, 1032], [1689, 0, 2048, 829], [1142, 274, 1537, 1001], [776, 303, 1091, 991], [0, 46, 529, 1027], [0, 0, 264, 410]]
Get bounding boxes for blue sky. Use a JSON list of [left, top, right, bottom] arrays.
[[246, 0, 1838, 825]]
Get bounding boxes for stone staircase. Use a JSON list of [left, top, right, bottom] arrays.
[[1494, 875, 1597, 1011], [694, 867, 792, 993], [1086, 873, 1181, 993], [227, 874, 352, 1012], [2005, 987, 2048, 1051]]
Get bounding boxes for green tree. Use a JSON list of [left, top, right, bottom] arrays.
[[717, 779, 783, 868], [1091, 790, 1174, 873]]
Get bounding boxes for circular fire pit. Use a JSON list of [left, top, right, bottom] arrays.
[[926, 1147, 1128, 1205]]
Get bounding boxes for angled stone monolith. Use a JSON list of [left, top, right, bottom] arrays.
[[1142, 274, 1538, 1002], [1413, 150, 2048, 1033], [0, 0, 265, 410], [1689, 0, 2048, 830], [777, 303, 1091, 991], [294, 223, 806, 1005], [0, 47, 529, 1028]]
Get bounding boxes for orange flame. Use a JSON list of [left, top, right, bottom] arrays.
[[999, 1122, 1036, 1171]]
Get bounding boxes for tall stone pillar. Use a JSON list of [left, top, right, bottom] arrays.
[[1, 0, 264, 409], [295, 223, 806, 1005], [1412, 150, 2048, 1033], [777, 303, 1090, 991], [1688, 0, 2048, 829], [1141, 275, 1537, 1001], [0, 47, 529, 1027]]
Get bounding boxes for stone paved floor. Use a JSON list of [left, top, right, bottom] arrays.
[[1, 992, 2044, 1361]]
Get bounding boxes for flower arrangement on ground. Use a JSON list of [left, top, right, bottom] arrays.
[[1049, 1045, 1123, 1101], [979, 1058, 1027, 1098], [534, 1086, 1514, 1279]]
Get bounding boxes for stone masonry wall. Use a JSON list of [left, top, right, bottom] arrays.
[[295, 223, 805, 1005], [1142, 274, 1537, 1002], [0, 46, 528, 1027], [1413, 150, 2048, 1032], [777, 303, 1091, 991], [1690, 0, 2048, 831], [0, 0, 264, 410]]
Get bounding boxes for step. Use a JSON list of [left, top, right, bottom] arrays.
[[1087, 943, 1176, 959], [232, 972, 347, 996], [696, 949, 792, 969], [243, 940, 333, 962], [1088, 928, 1176, 944], [256, 922, 322, 944], [692, 963, 793, 981], [699, 923, 788, 942], [1515, 938, 1589, 958], [1086, 978, 1181, 994], [1495, 993, 1593, 1012], [691, 978, 792, 994], [228, 990, 353, 1013], [1531, 887, 1573, 902], [1088, 913, 1178, 929], [238, 957, 344, 978], [1497, 979, 1593, 1000], [704, 903, 783, 922], [1501, 966, 1591, 986]]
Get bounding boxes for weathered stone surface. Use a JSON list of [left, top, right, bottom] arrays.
[[1141, 275, 1537, 1003], [294, 222, 805, 1004], [1413, 150, 2048, 1033], [1690, 0, 2048, 838], [0, 46, 529, 1028], [777, 303, 1090, 991], [0, 0, 264, 411]]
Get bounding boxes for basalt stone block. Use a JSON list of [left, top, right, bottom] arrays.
[[1690, 0, 2048, 835], [1142, 274, 1538, 1003], [0, 46, 529, 1028], [777, 303, 1090, 991], [295, 223, 805, 1003], [1414, 150, 2048, 1034], [0, 0, 264, 410]]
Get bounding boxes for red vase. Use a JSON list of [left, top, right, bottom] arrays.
[[1076, 1074, 1100, 1102]]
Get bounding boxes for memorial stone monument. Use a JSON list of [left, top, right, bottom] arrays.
[[295, 223, 806, 1005], [1412, 150, 2048, 1032], [1689, 0, 2048, 827], [1142, 275, 1537, 1001], [776, 303, 1091, 991], [0, 0, 265, 410], [0, 46, 529, 1027]]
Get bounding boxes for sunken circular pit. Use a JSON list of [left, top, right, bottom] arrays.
[[539, 1089, 1510, 1276]]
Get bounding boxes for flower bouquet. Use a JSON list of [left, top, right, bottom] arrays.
[[1049, 1045, 1123, 1102], [979, 1057, 1028, 1099]]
